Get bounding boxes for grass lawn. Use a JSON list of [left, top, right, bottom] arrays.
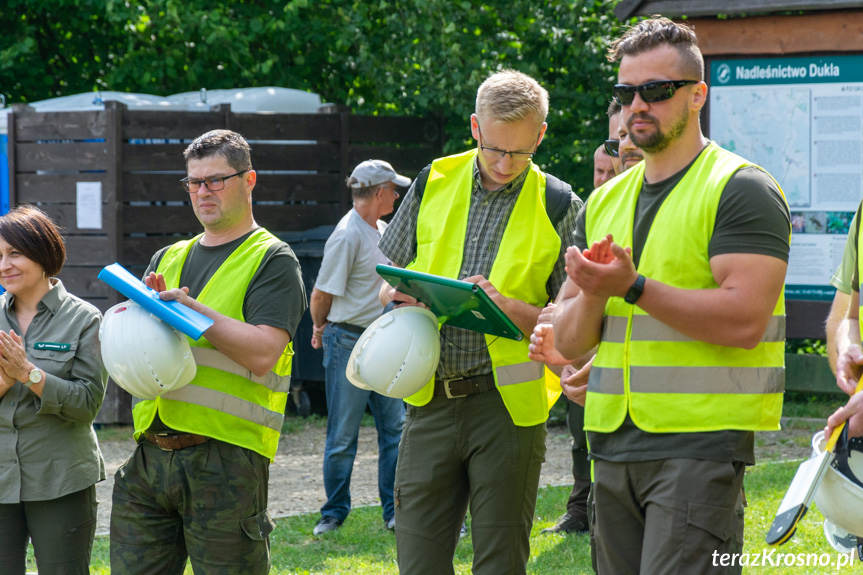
[[77, 462, 861, 574], [53, 396, 863, 573]]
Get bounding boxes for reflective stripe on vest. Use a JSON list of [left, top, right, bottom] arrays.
[[584, 143, 787, 434], [403, 149, 561, 426], [132, 228, 293, 459]]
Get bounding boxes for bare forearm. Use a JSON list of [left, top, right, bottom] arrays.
[[500, 297, 543, 336], [182, 298, 290, 376], [310, 288, 333, 327], [827, 291, 852, 374], [552, 292, 606, 360]]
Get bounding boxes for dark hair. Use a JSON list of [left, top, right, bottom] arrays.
[[0, 205, 66, 277], [183, 129, 253, 172], [607, 99, 622, 118], [608, 16, 704, 81]]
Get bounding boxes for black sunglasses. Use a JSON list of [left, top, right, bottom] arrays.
[[603, 139, 619, 157], [613, 80, 698, 106]]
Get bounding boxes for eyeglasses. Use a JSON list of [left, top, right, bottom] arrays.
[[603, 139, 619, 157], [180, 170, 248, 193], [613, 80, 698, 106], [477, 124, 538, 163]]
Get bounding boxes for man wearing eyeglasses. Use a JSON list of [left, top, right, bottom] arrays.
[[377, 69, 581, 574], [533, 16, 790, 574], [110, 129, 307, 575]]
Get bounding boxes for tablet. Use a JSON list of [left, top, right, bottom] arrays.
[[376, 264, 523, 341]]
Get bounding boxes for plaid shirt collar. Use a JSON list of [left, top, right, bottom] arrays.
[[472, 158, 531, 195]]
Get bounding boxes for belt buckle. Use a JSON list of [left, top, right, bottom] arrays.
[[443, 377, 466, 399], [154, 433, 176, 451]]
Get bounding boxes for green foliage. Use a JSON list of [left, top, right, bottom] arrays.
[[786, 338, 827, 357], [0, 0, 627, 195]]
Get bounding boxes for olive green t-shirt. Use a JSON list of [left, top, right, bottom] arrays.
[[144, 228, 307, 434], [573, 148, 791, 464]]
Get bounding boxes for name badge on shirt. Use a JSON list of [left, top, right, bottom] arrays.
[[34, 342, 71, 352]]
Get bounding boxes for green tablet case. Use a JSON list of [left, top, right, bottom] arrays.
[[376, 264, 523, 341]]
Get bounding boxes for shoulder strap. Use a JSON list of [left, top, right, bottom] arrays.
[[413, 164, 432, 201], [415, 162, 572, 227], [544, 173, 574, 227]]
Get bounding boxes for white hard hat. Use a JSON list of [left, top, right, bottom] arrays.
[[812, 430, 863, 539], [345, 306, 440, 398], [100, 300, 197, 399]]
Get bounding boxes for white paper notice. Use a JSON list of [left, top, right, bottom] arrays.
[[76, 182, 102, 229]]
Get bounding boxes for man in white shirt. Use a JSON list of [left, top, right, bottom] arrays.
[[310, 159, 411, 535]]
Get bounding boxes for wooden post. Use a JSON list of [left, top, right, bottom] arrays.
[[7, 104, 34, 207], [339, 110, 351, 215]]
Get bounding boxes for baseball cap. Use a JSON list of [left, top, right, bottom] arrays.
[[349, 159, 412, 188]]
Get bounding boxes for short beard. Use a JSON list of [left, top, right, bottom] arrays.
[[629, 110, 688, 154]]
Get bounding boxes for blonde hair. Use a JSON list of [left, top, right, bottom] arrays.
[[475, 70, 549, 125]]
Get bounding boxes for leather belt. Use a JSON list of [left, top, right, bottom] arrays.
[[143, 431, 209, 451], [332, 322, 366, 335], [433, 374, 496, 399]]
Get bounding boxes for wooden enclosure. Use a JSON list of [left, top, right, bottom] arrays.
[[7, 101, 444, 422]]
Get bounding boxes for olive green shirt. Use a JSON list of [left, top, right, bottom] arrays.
[[0, 279, 107, 503]]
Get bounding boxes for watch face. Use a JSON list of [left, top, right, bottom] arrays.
[[29, 369, 41, 384]]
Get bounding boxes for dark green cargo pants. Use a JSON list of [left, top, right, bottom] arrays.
[[110, 437, 274, 575], [0, 485, 97, 575], [394, 388, 547, 575]]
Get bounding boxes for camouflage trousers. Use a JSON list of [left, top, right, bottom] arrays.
[[110, 437, 275, 575]]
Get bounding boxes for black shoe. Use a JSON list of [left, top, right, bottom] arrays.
[[313, 516, 343, 535], [541, 511, 589, 534]]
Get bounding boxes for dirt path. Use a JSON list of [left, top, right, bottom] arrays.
[[94, 419, 818, 536]]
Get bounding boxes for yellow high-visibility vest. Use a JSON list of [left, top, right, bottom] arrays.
[[133, 229, 293, 459], [584, 143, 787, 433], [404, 149, 561, 426]]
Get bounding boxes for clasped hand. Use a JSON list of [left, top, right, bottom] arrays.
[[0, 329, 32, 383], [565, 234, 638, 299]]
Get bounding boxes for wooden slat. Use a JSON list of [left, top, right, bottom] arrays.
[[121, 235, 196, 267], [617, 0, 861, 19], [122, 143, 187, 171], [349, 115, 442, 145], [348, 146, 437, 175], [232, 113, 341, 141], [16, 142, 110, 172], [252, 174, 344, 202], [122, 204, 342, 234], [64, 236, 113, 266], [38, 204, 110, 233], [121, 110, 226, 140], [686, 12, 863, 56], [122, 206, 200, 233], [246, 143, 342, 172], [15, 110, 108, 141], [57, 267, 111, 298], [786, 299, 831, 339], [16, 173, 110, 203]]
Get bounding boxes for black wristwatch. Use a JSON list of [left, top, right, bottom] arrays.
[[624, 274, 646, 305]]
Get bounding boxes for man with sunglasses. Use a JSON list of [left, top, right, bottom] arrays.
[[110, 129, 307, 575], [536, 17, 790, 574], [377, 69, 581, 574]]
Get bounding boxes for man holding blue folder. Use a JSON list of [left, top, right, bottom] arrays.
[[377, 69, 581, 574], [110, 129, 306, 575]]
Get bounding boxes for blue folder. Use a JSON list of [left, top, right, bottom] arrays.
[[98, 263, 214, 340]]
